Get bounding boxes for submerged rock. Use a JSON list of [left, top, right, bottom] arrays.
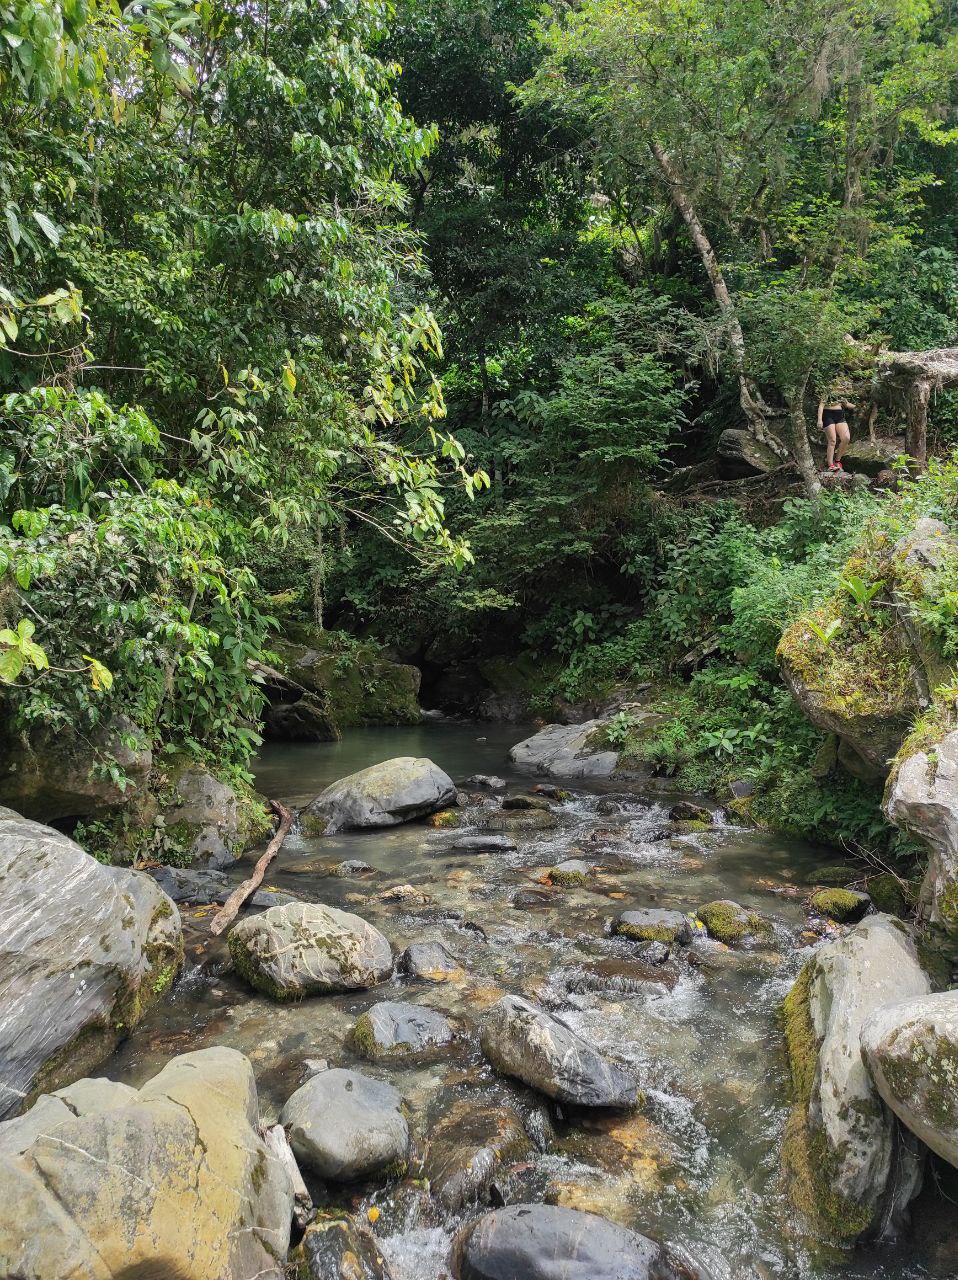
[[292, 1216, 395, 1279], [399, 941, 464, 982], [424, 1099, 531, 1212], [228, 901, 392, 999], [0, 806, 182, 1120], [501, 794, 553, 811], [280, 1067, 409, 1182], [885, 727, 958, 937], [0, 1047, 293, 1279], [861, 990, 958, 1170], [465, 774, 507, 790], [669, 801, 712, 824], [301, 756, 457, 835], [348, 1000, 457, 1060], [146, 863, 297, 908], [613, 908, 692, 945], [475, 808, 558, 833], [451, 1204, 677, 1280], [509, 722, 619, 779], [480, 995, 638, 1108], [781, 914, 931, 1244]]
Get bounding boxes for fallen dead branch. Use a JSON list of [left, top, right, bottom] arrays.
[[209, 798, 295, 936]]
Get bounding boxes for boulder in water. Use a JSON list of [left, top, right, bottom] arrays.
[[781, 914, 931, 1244], [292, 1215, 394, 1279], [448, 834, 517, 853], [399, 940, 464, 982], [465, 774, 507, 790], [0, 806, 182, 1120], [612, 908, 692, 945], [697, 900, 771, 945], [861, 990, 958, 1170], [348, 1000, 458, 1060], [228, 901, 392, 999], [451, 1203, 678, 1280], [808, 887, 872, 922], [301, 756, 457, 835], [501, 793, 553, 811], [280, 1067, 409, 1181], [480, 994, 639, 1108], [424, 1099, 531, 1212], [509, 722, 619, 779], [475, 808, 558, 833], [549, 858, 593, 887], [0, 1046, 293, 1280]]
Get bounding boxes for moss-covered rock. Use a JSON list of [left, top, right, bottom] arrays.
[[612, 908, 691, 945], [697, 899, 770, 945], [780, 915, 930, 1247], [808, 888, 872, 922]]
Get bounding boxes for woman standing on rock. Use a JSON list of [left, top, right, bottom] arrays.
[[817, 380, 855, 473]]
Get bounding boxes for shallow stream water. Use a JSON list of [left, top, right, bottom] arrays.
[[103, 723, 958, 1279]]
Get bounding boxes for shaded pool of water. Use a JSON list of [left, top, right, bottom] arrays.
[[101, 723, 957, 1280]]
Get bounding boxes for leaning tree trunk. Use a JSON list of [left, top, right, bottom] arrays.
[[785, 379, 822, 498], [877, 347, 958, 467], [650, 140, 787, 460]]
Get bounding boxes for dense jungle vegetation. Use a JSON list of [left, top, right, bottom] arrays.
[[2, 0, 958, 859]]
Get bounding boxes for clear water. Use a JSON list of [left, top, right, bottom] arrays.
[[101, 723, 958, 1279]]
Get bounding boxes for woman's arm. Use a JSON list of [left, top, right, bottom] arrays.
[[817, 398, 825, 430]]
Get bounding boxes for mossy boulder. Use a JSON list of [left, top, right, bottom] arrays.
[[474, 807, 558, 833], [697, 899, 771, 945], [273, 630, 421, 731], [423, 1099, 531, 1212], [228, 901, 393, 999], [861, 990, 958, 1170], [509, 721, 619, 779], [347, 1000, 457, 1061], [612, 908, 691, 945], [866, 873, 914, 916], [301, 756, 457, 836], [549, 858, 592, 888], [808, 888, 871, 923], [781, 914, 930, 1246], [0, 806, 182, 1120]]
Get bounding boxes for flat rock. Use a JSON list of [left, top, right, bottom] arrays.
[[501, 794, 552, 811], [0, 807, 182, 1119], [280, 1067, 408, 1181], [228, 901, 392, 999], [509, 722, 619, 779], [449, 834, 517, 853], [349, 1000, 457, 1060], [475, 809, 558, 833], [861, 990, 958, 1169], [451, 1204, 675, 1280], [0, 1046, 293, 1279], [399, 941, 464, 982], [465, 775, 507, 790], [301, 757, 456, 834], [480, 995, 638, 1108], [613, 908, 692, 945]]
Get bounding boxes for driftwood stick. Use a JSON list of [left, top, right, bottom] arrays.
[[209, 798, 294, 936]]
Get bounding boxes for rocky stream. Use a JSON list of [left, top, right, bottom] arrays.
[[2, 719, 957, 1279]]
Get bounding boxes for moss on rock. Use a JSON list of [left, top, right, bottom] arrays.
[[698, 899, 770, 944], [808, 888, 869, 922]]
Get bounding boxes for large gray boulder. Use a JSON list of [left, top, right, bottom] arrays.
[[480, 995, 638, 1108], [229, 901, 392, 999], [509, 722, 618, 779], [0, 807, 182, 1120], [715, 427, 782, 479], [782, 914, 930, 1244], [152, 761, 270, 869], [0, 1047, 294, 1280], [280, 1067, 409, 1181], [349, 1000, 457, 1060], [889, 519, 957, 702], [0, 714, 151, 820], [861, 990, 958, 1169], [885, 727, 958, 936], [451, 1204, 680, 1280], [301, 756, 456, 834]]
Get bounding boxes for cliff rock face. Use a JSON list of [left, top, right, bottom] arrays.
[[885, 728, 958, 935], [779, 521, 957, 781]]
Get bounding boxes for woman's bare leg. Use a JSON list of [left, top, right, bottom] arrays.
[[824, 423, 837, 468], [836, 421, 850, 462]]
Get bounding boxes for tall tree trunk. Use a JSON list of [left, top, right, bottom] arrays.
[[311, 518, 324, 629], [905, 379, 930, 466], [877, 347, 958, 466], [786, 379, 821, 498], [649, 140, 787, 459]]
